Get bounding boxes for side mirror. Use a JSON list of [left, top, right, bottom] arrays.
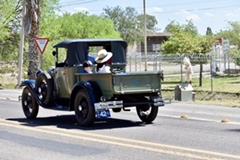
[[52, 51, 56, 56]]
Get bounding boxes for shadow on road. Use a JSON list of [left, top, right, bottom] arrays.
[[7, 115, 148, 130], [226, 129, 240, 132]]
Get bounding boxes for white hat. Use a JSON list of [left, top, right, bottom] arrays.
[[95, 49, 112, 63]]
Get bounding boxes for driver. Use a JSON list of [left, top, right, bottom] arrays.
[[82, 60, 93, 73]]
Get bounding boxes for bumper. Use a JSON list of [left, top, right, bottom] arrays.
[[152, 97, 171, 106], [94, 101, 123, 111]]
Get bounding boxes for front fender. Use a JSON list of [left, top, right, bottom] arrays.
[[20, 80, 35, 88], [20, 79, 51, 108], [70, 81, 97, 111]]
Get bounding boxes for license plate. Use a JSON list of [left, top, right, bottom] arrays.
[[95, 109, 111, 119]]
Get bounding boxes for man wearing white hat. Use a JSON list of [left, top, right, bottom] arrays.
[[95, 49, 113, 73]]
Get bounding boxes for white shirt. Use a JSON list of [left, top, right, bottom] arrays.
[[97, 65, 111, 73]]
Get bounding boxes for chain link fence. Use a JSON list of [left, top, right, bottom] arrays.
[[126, 52, 240, 75], [1, 51, 240, 86]]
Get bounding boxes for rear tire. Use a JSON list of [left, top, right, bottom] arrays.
[[136, 104, 158, 123], [74, 89, 95, 126], [21, 87, 39, 119]]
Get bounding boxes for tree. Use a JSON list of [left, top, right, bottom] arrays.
[[229, 49, 240, 66], [102, 6, 141, 45], [164, 20, 198, 36], [0, 0, 20, 39], [102, 6, 158, 45], [56, 12, 120, 39], [164, 20, 181, 33], [0, 0, 22, 61], [216, 21, 240, 47], [206, 27, 213, 36], [161, 21, 214, 86], [24, 0, 60, 79], [215, 21, 240, 68], [40, 11, 121, 70], [160, 32, 198, 54], [191, 36, 215, 86], [161, 20, 199, 54], [137, 14, 159, 31], [24, 0, 42, 79], [182, 20, 198, 36]]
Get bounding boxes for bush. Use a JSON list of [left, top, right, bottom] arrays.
[[230, 49, 240, 66]]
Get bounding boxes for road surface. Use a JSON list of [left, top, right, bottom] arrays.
[[1, 89, 240, 160]]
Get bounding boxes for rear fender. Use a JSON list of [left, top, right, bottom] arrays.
[[70, 81, 102, 111]]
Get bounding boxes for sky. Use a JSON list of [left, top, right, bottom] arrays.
[[59, 0, 240, 35]]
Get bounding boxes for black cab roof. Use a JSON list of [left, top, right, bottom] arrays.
[[54, 39, 127, 67], [53, 39, 126, 48]]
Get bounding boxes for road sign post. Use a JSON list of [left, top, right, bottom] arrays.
[[34, 38, 49, 69]]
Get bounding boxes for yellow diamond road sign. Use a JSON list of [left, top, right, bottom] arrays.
[[34, 38, 49, 54]]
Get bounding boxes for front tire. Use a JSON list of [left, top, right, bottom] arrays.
[[136, 104, 158, 123], [74, 89, 95, 126], [21, 87, 39, 119], [35, 72, 53, 106]]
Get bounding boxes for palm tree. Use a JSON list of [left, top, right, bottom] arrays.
[[24, 0, 42, 79]]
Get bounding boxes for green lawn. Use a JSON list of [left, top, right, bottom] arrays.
[[162, 74, 240, 93], [162, 74, 240, 107]]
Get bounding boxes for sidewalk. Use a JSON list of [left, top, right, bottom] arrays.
[[0, 89, 22, 101]]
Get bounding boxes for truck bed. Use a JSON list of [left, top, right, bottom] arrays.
[[76, 71, 163, 99]]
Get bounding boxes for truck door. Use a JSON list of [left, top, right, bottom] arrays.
[[54, 67, 69, 98]]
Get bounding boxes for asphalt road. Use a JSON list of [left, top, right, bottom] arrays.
[[1, 90, 240, 160]]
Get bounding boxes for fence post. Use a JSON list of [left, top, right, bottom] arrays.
[[158, 55, 161, 71], [130, 55, 132, 72], [210, 52, 213, 92], [228, 52, 230, 75], [154, 54, 158, 71], [135, 53, 137, 71]]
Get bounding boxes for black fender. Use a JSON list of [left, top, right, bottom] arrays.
[[20, 80, 36, 88], [69, 81, 102, 111], [36, 69, 44, 77], [35, 71, 54, 105]]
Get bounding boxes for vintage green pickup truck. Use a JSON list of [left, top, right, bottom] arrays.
[[20, 39, 168, 126]]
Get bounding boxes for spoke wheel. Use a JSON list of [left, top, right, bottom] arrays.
[[35, 72, 53, 105], [136, 104, 158, 124], [74, 89, 95, 126], [21, 87, 39, 119]]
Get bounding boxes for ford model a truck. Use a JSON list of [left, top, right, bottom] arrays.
[[20, 39, 166, 127]]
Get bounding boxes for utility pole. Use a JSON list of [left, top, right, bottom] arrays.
[[143, 0, 147, 71], [16, 0, 25, 88]]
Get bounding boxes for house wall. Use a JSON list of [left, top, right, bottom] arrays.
[[140, 36, 168, 53]]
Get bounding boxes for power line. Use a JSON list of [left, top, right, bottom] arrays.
[[153, 0, 226, 8], [59, 0, 240, 15], [60, 0, 227, 10], [61, 0, 88, 5], [61, 0, 104, 7], [60, 2, 240, 15], [148, 4, 240, 14]]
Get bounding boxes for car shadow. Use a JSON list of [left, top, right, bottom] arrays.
[[225, 129, 240, 132], [6, 115, 148, 130]]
